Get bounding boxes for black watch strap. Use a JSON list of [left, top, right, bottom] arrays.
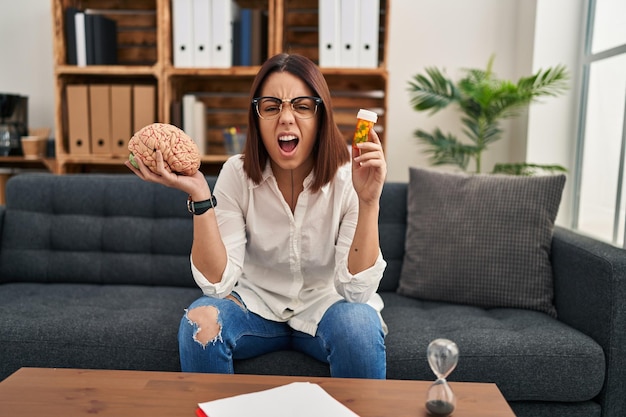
[[187, 195, 217, 215]]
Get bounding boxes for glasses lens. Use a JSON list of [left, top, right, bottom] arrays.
[[291, 97, 318, 119], [257, 97, 282, 120]]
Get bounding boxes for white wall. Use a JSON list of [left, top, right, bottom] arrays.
[[386, 0, 534, 181], [0, 0, 55, 132]]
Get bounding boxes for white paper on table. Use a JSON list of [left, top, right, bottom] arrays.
[[198, 382, 360, 417]]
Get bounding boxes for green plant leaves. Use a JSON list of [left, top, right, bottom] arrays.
[[407, 57, 570, 174], [408, 67, 458, 114]]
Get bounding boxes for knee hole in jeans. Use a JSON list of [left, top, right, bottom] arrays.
[[186, 306, 221, 347]]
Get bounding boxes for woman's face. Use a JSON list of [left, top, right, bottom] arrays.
[[256, 71, 319, 175]]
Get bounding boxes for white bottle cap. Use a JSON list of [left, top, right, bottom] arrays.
[[357, 109, 378, 123]]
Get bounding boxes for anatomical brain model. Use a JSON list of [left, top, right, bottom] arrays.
[[128, 123, 201, 176]]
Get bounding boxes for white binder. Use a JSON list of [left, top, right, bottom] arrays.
[[182, 94, 197, 140], [172, 0, 194, 67], [358, 0, 380, 68], [193, 99, 207, 155], [211, 0, 235, 68], [193, 0, 212, 67], [338, 0, 359, 68], [74, 12, 87, 67], [318, 0, 340, 67]]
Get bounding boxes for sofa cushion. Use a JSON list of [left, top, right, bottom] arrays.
[[0, 282, 201, 380], [398, 167, 565, 317], [380, 292, 605, 402]]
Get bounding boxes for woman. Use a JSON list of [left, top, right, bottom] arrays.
[[126, 53, 387, 379]]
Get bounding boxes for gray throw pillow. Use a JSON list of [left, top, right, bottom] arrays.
[[398, 167, 566, 317]]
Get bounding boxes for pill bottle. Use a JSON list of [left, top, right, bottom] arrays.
[[352, 109, 378, 150]]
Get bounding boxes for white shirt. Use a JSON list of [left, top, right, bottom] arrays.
[[190, 155, 387, 336]]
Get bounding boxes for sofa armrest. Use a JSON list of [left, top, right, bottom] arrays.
[[551, 226, 626, 416]]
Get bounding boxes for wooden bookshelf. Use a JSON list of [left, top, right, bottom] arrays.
[[44, 0, 389, 175]]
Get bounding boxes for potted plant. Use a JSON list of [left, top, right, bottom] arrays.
[[407, 56, 569, 175]]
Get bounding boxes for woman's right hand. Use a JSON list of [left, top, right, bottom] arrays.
[[124, 150, 211, 200]]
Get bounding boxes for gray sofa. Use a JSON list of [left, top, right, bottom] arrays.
[[0, 173, 624, 417]]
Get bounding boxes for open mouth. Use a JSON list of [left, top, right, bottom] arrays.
[[278, 135, 299, 153]]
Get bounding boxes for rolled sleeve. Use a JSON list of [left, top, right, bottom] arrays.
[[190, 254, 238, 298], [335, 249, 387, 303]]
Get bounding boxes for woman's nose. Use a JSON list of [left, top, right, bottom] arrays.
[[278, 104, 296, 124]]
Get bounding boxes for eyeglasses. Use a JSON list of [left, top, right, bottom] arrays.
[[252, 96, 323, 120]]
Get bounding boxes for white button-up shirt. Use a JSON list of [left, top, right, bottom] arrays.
[[190, 156, 387, 336]]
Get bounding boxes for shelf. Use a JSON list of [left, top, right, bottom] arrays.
[[49, 0, 389, 175], [55, 65, 158, 76], [0, 156, 58, 173]]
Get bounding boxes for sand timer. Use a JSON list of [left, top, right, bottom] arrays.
[[426, 338, 459, 417]]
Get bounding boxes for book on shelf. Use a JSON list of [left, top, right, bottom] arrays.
[[65, 7, 118, 65], [64, 7, 79, 65], [182, 94, 206, 155]]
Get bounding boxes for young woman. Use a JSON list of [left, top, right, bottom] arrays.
[[126, 53, 388, 379]]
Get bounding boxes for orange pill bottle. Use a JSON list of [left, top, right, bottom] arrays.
[[352, 109, 378, 151]]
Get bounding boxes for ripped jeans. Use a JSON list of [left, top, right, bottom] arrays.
[[178, 293, 386, 379]]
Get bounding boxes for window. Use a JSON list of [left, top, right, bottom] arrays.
[[573, 0, 626, 246]]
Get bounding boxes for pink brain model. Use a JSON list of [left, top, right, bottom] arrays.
[[128, 123, 201, 176]]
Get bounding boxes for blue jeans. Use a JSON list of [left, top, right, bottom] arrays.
[[178, 293, 386, 379]]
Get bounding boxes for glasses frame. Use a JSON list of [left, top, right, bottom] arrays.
[[252, 96, 323, 120]]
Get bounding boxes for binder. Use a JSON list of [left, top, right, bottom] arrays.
[[211, 0, 235, 68], [237, 8, 253, 66], [339, 0, 359, 67], [182, 94, 197, 139], [192, 0, 212, 67], [74, 12, 87, 67], [358, 0, 380, 68], [64, 7, 79, 65], [66, 85, 91, 155], [89, 85, 111, 155], [85, 14, 97, 65], [132, 85, 156, 133], [110, 85, 132, 156], [250, 9, 264, 65], [193, 99, 207, 155], [172, 0, 194, 67], [318, 0, 340, 67], [90, 14, 118, 65]]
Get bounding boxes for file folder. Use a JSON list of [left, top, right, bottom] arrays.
[[339, 0, 359, 67], [319, 0, 340, 67], [172, 0, 194, 67], [132, 85, 156, 133], [110, 85, 132, 156], [66, 85, 91, 154], [358, 0, 380, 68], [89, 84, 112, 155], [211, 0, 235, 68], [193, 0, 212, 67]]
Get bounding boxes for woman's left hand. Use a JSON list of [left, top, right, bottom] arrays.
[[352, 128, 387, 205]]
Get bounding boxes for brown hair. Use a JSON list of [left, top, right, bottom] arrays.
[[242, 53, 350, 192]]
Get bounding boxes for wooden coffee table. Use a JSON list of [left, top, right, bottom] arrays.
[[0, 368, 516, 416]]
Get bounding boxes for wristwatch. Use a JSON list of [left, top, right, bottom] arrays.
[[187, 195, 217, 215]]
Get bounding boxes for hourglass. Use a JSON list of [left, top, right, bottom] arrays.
[[425, 338, 459, 417]]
